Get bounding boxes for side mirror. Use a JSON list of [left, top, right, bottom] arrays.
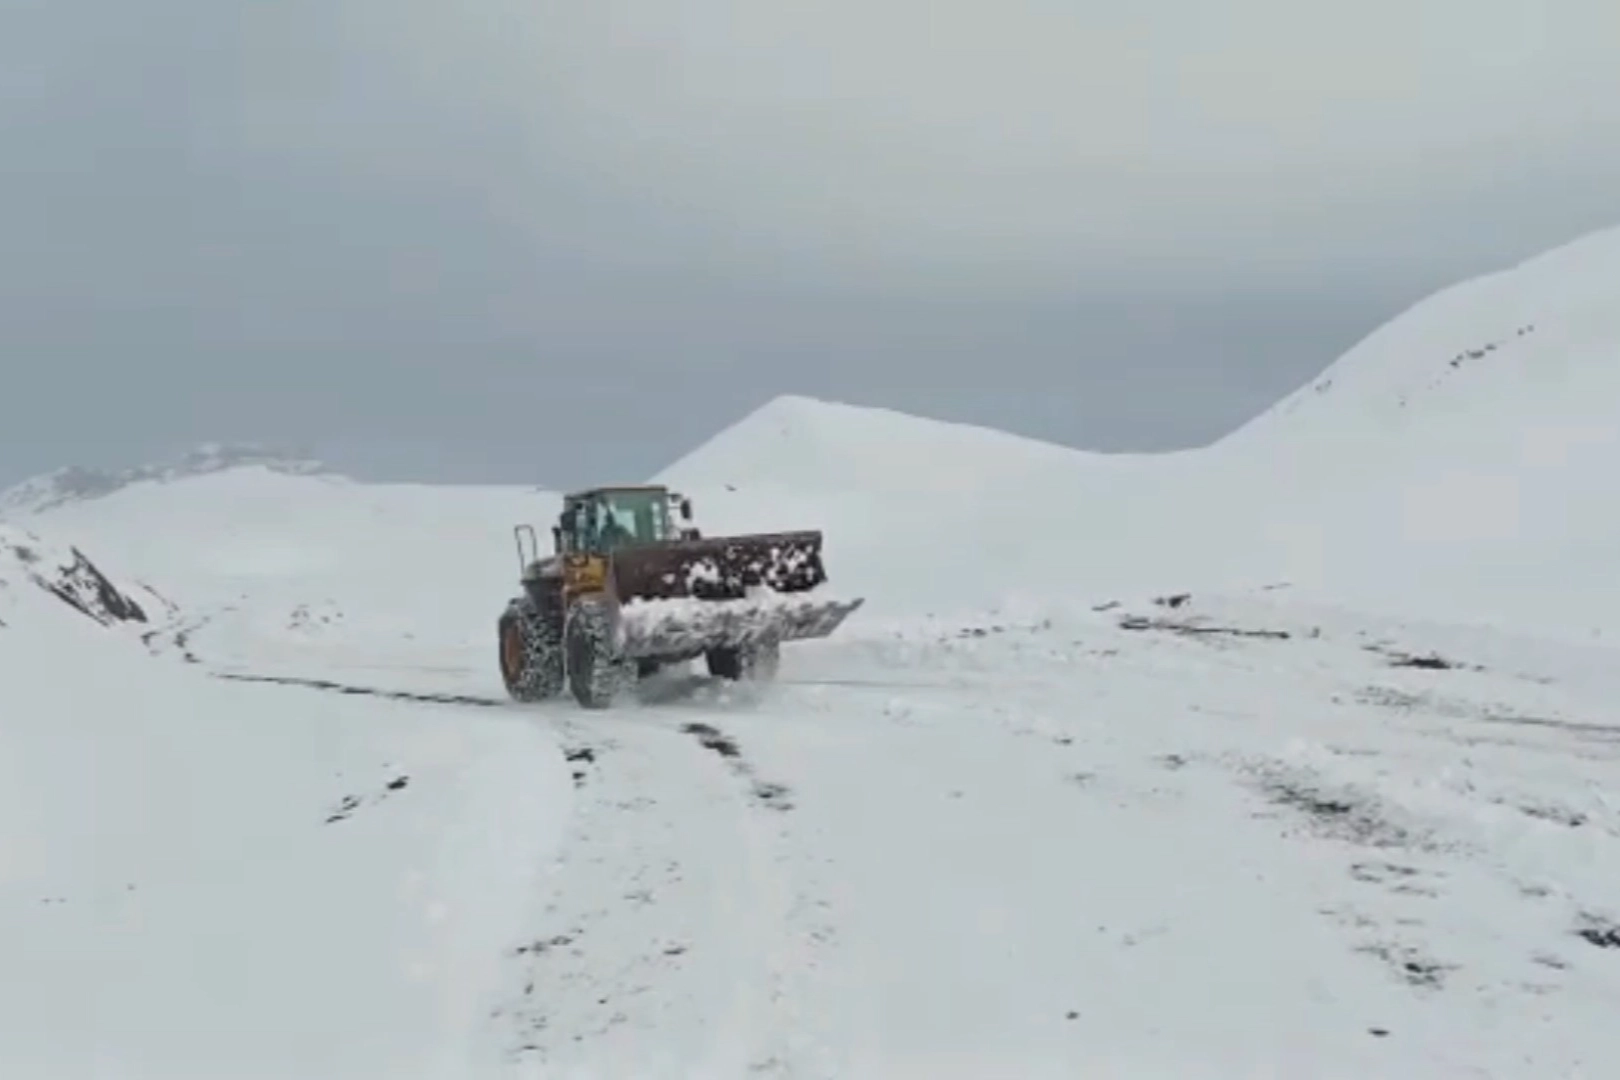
[[680, 498, 693, 521], [551, 526, 563, 553]]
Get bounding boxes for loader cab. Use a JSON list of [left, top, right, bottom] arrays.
[[555, 486, 690, 555]]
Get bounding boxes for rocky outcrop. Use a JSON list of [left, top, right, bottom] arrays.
[[1, 526, 152, 629]]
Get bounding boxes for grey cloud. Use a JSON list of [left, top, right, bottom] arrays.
[[363, 0, 1620, 278], [2, 1, 1619, 490]]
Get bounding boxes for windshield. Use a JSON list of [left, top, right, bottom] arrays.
[[588, 490, 672, 550]]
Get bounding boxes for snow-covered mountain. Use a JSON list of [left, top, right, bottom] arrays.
[[1224, 225, 1620, 451], [6, 225, 1620, 1078], [0, 442, 329, 517], [1207, 225, 1620, 637]]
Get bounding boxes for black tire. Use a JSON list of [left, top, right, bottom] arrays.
[[565, 599, 631, 709], [705, 638, 781, 682], [498, 599, 564, 702]]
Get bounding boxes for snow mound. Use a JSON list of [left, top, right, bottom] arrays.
[[1, 442, 330, 516]]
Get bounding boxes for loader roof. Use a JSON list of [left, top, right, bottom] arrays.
[[566, 484, 669, 499]]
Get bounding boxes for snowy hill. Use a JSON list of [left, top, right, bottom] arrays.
[[658, 393, 1126, 494], [658, 395, 1211, 617], [1208, 225, 1620, 637], [1224, 225, 1620, 451], [6, 225, 1620, 1076], [24, 464, 555, 682]]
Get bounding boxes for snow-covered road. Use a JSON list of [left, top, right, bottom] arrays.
[[168, 588, 1620, 1078]]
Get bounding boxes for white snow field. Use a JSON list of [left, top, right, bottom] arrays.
[[4, 225, 1620, 1078]]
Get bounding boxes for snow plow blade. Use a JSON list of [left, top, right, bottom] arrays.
[[615, 593, 865, 660], [604, 528, 864, 659], [610, 529, 830, 601]]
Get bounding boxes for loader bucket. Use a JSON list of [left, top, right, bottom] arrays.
[[614, 592, 865, 660], [610, 531, 829, 603]]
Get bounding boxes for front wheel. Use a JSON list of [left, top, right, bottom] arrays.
[[565, 600, 632, 709]]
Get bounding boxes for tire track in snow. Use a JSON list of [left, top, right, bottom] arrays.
[[498, 709, 821, 1074]]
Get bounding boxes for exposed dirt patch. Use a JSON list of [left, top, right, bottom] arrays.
[[1513, 800, 1589, 829], [324, 772, 412, 824], [288, 601, 344, 633], [1354, 684, 1480, 721], [1575, 914, 1620, 949], [324, 794, 362, 825], [1355, 940, 1455, 990], [216, 672, 506, 708], [1356, 685, 1620, 755], [751, 780, 795, 811], [1118, 614, 1290, 641], [142, 612, 211, 664], [1349, 861, 1443, 898], [1242, 760, 1427, 850], [513, 932, 578, 958], [1364, 644, 1483, 672], [679, 723, 795, 812], [1354, 685, 1430, 711], [1386, 652, 1458, 671], [1481, 713, 1620, 743], [682, 722, 740, 758], [564, 745, 597, 788]]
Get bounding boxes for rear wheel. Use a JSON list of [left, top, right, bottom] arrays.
[[498, 600, 564, 702], [706, 638, 781, 682]]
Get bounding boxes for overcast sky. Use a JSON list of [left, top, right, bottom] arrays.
[[4, 0, 1619, 490]]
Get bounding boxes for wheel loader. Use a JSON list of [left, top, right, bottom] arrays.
[[497, 484, 864, 708]]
